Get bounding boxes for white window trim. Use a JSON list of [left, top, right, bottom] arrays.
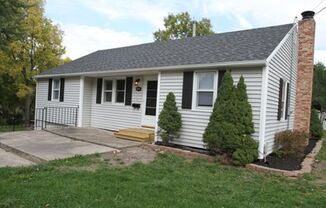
[[103, 79, 113, 103], [102, 77, 126, 105], [52, 79, 60, 101], [281, 79, 289, 121], [191, 71, 218, 111]]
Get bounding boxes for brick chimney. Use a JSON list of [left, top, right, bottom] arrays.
[[294, 11, 316, 133]]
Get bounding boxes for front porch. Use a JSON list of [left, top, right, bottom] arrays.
[[45, 127, 154, 147]]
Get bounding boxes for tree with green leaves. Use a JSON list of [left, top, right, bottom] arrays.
[[153, 12, 214, 41], [0, 0, 65, 125], [0, 0, 27, 49], [312, 62, 326, 123], [158, 92, 182, 144]]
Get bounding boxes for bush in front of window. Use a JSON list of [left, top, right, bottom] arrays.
[[274, 130, 308, 159], [203, 72, 258, 165], [158, 92, 182, 145], [310, 108, 323, 139]]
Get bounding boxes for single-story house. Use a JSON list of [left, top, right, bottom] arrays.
[[34, 11, 316, 159]]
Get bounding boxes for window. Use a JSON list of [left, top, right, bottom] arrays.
[[116, 79, 125, 103], [195, 72, 215, 107], [104, 80, 113, 102], [53, 79, 60, 100], [278, 78, 289, 120]]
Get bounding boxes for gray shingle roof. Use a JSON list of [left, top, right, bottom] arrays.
[[40, 23, 293, 75]]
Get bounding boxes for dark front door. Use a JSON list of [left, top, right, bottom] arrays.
[[145, 80, 158, 116]]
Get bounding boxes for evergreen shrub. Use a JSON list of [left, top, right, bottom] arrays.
[[158, 92, 182, 144]]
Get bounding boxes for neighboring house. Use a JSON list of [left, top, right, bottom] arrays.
[[34, 11, 316, 159]]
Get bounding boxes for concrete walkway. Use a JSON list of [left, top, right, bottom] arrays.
[[0, 148, 35, 167], [47, 127, 141, 149], [0, 131, 117, 164]]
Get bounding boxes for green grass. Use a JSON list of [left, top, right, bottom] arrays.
[[0, 126, 30, 133], [1, 154, 326, 208]]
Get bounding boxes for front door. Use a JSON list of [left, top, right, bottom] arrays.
[[141, 76, 158, 127]]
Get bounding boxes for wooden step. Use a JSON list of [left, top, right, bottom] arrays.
[[114, 128, 154, 142]]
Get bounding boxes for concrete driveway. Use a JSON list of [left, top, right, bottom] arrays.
[[0, 131, 118, 167]]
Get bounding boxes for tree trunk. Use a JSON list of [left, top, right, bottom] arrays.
[[24, 93, 32, 126]]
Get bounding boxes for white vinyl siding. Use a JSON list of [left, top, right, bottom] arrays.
[[82, 77, 92, 127], [36, 77, 80, 108], [263, 26, 298, 155], [158, 68, 262, 148], [35, 77, 81, 127], [90, 76, 143, 131]]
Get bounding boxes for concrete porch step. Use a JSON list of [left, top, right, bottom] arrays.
[[114, 128, 154, 142]]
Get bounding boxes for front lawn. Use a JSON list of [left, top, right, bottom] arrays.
[[1, 154, 326, 207]]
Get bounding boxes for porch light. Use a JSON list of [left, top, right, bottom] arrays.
[[135, 78, 141, 86], [135, 78, 142, 91]]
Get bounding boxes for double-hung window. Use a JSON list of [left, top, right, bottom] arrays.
[[116, 79, 126, 103], [104, 80, 113, 102], [103, 79, 126, 104], [195, 72, 215, 107], [53, 79, 60, 100]]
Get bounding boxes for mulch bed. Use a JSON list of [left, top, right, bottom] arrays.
[[254, 139, 318, 171]]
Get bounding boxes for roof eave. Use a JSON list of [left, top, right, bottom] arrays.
[[34, 59, 266, 79]]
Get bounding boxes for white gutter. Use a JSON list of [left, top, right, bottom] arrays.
[[34, 60, 266, 79]]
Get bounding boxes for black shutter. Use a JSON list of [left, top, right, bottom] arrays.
[[59, 78, 65, 102], [48, 78, 52, 101], [218, 70, 226, 90], [96, 78, 103, 104], [182, 71, 193, 109], [125, 77, 133, 105], [277, 78, 284, 121], [285, 83, 290, 120]]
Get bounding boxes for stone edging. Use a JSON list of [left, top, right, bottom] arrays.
[[143, 143, 215, 162], [246, 139, 323, 177]]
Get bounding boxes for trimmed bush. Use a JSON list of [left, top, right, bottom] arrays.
[[203, 73, 258, 165], [274, 130, 308, 159], [232, 136, 258, 166], [310, 108, 323, 139], [158, 92, 182, 144]]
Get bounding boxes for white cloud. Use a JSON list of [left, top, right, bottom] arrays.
[[49, 0, 326, 62], [60, 24, 146, 59], [82, 0, 176, 29]]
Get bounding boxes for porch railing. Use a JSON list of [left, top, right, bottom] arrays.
[[35, 106, 78, 129]]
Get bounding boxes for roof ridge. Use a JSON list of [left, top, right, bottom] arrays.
[[96, 23, 294, 52]]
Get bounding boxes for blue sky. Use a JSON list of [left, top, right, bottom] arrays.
[[45, 0, 326, 63]]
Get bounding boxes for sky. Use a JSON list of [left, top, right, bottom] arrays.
[[44, 0, 326, 63]]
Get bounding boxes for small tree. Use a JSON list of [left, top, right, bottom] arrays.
[[310, 108, 323, 139], [203, 71, 239, 153], [236, 76, 254, 135], [158, 92, 182, 144], [203, 73, 258, 165]]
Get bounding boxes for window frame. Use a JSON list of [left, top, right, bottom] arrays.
[[279, 78, 289, 121], [102, 77, 126, 105], [103, 79, 113, 103], [192, 71, 218, 111], [52, 79, 60, 101]]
